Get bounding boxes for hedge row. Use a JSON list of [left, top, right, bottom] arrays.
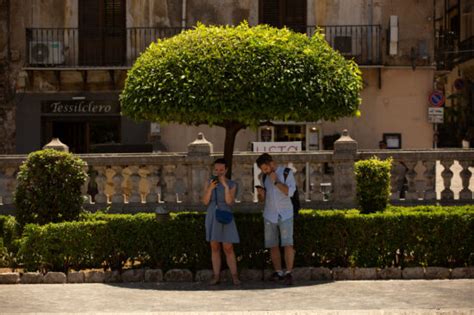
[[15, 206, 474, 272]]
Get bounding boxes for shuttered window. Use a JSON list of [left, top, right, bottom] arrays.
[[79, 0, 126, 66], [259, 0, 307, 33]]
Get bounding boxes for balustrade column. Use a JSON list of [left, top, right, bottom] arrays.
[[309, 163, 324, 201], [128, 166, 142, 203], [404, 161, 418, 200], [94, 166, 108, 204], [422, 160, 436, 200], [145, 166, 160, 204], [459, 160, 473, 200], [162, 164, 177, 203], [111, 166, 124, 204], [440, 160, 454, 200], [81, 165, 91, 205]]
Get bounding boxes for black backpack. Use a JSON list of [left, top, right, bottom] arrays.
[[262, 167, 301, 215]]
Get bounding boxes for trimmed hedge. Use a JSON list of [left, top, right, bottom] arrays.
[[17, 206, 474, 272], [355, 156, 392, 213]]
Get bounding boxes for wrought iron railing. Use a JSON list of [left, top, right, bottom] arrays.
[[435, 28, 474, 70], [25, 25, 382, 68], [307, 25, 382, 65]]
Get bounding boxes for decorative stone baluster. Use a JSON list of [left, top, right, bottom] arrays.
[[162, 164, 177, 203], [237, 163, 255, 203], [290, 162, 306, 201], [94, 166, 108, 204], [422, 160, 436, 200], [128, 166, 142, 203], [111, 166, 124, 204], [440, 160, 454, 200], [81, 166, 91, 205], [390, 162, 401, 201], [459, 160, 472, 200], [404, 161, 418, 200], [146, 166, 160, 204], [309, 163, 324, 201]]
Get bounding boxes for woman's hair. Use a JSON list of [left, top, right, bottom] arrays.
[[214, 158, 227, 167]]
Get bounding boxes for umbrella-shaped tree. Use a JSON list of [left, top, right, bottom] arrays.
[[120, 22, 363, 176]]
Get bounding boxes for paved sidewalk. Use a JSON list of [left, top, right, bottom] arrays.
[[0, 279, 473, 314]]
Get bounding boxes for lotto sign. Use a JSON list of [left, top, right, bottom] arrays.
[[429, 91, 445, 107]]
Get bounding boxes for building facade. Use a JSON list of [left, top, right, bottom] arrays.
[[0, 0, 452, 154]]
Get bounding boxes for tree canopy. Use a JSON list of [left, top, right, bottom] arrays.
[[120, 22, 363, 175]]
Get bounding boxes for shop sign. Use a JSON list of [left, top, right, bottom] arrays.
[[252, 141, 302, 152], [42, 100, 120, 114]]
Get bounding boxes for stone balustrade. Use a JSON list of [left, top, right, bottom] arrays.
[[0, 131, 473, 214]]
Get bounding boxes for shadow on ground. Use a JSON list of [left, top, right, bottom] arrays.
[[104, 280, 331, 291]]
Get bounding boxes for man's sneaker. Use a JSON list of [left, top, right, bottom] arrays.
[[269, 272, 284, 281], [283, 273, 293, 285]]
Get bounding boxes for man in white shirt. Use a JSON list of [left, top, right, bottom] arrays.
[[256, 153, 296, 285]]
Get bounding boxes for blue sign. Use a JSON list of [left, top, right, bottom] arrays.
[[429, 91, 445, 107]]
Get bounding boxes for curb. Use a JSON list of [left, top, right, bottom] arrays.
[[0, 266, 472, 284]]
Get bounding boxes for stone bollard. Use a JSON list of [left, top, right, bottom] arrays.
[[333, 129, 357, 207], [43, 138, 69, 152]]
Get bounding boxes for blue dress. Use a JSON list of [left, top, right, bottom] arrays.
[[205, 180, 240, 243]]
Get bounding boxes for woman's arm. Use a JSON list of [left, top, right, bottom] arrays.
[[221, 178, 236, 206], [202, 179, 217, 205]]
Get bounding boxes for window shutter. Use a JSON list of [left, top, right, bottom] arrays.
[[260, 0, 282, 27]]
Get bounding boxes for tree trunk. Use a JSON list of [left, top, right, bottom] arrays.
[[223, 121, 244, 179]]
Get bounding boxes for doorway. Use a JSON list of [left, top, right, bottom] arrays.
[[42, 118, 121, 153]]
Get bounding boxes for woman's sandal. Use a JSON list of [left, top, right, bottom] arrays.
[[231, 274, 241, 286], [209, 276, 220, 286]]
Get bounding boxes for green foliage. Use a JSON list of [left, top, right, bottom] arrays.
[[14, 149, 88, 228], [355, 156, 392, 213], [120, 22, 363, 128], [17, 206, 474, 272], [0, 215, 20, 267]]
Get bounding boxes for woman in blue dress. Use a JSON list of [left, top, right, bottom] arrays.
[[202, 158, 241, 285]]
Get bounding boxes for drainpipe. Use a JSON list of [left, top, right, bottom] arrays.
[[181, 0, 187, 29], [368, 0, 373, 63]]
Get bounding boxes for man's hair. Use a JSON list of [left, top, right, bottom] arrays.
[[214, 158, 227, 167], [256, 153, 273, 167]]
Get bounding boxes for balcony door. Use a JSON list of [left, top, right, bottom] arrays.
[[259, 0, 307, 33], [79, 0, 126, 66]]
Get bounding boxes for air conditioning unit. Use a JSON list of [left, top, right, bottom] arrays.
[[29, 41, 65, 65], [325, 30, 358, 56]]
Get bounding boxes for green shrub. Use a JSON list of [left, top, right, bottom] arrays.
[[14, 149, 87, 227], [17, 207, 474, 272], [355, 156, 392, 213]]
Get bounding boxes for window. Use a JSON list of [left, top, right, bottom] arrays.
[[79, 0, 126, 66], [259, 0, 307, 33], [383, 133, 402, 149]]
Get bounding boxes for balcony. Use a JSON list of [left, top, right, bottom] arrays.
[[25, 25, 382, 69], [435, 29, 474, 71]]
